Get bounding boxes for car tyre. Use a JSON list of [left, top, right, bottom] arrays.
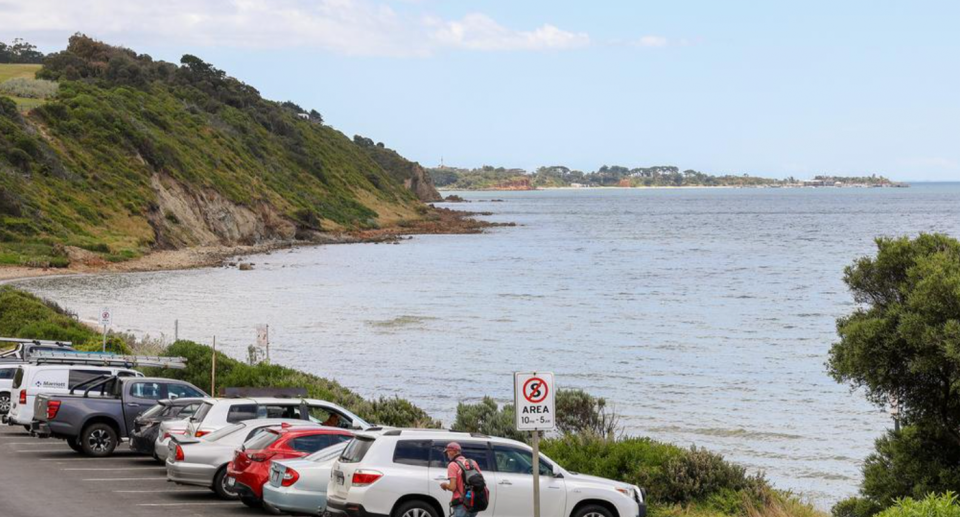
[[81, 423, 118, 457], [392, 500, 440, 517], [240, 496, 261, 508], [0, 392, 9, 414], [573, 504, 615, 517], [212, 467, 239, 500], [67, 437, 84, 453]]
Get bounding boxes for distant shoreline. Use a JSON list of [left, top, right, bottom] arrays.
[[440, 183, 910, 192]]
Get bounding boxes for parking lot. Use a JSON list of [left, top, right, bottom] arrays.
[[0, 424, 259, 517]]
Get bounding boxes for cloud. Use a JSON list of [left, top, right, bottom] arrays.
[[0, 0, 588, 57], [637, 35, 668, 48], [429, 13, 589, 51]]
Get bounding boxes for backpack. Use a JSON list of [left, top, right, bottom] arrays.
[[455, 458, 489, 511]]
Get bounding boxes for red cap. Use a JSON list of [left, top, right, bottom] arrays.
[[445, 442, 462, 453]]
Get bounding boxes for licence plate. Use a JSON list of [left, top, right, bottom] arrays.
[[226, 476, 236, 488], [334, 471, 345, 485]]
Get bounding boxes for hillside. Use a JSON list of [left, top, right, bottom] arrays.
[[0, 36, 441, 268]]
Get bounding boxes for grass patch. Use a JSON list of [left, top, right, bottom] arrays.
[[0, 64, 40, 82]]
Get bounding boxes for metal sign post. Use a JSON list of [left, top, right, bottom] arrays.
[[99, 308, 112, 352], [514, 372, 556, 517]]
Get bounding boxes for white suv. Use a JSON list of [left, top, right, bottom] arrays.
[[326, 429, 646, 517], [185, 397, 372, 438]]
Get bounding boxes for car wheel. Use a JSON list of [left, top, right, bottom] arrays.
[[393, 500, 440, 517], [0, 393, 9, 414], [573, 504, 615, 517], [81, 423, 118, 457], [240, 496, 261, 508], [67, 437, 84, 453], [212, 467, 239, 500]]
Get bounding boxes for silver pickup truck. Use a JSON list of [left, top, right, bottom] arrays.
[[33, 374, 207, 457]]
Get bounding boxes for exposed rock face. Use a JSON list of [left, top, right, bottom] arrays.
[[148, 174, 297, 249], [403, 163, 443, 202]]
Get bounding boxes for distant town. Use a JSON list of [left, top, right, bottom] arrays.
[[428, 165, 909, 190]]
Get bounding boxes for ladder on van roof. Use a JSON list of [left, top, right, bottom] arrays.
[[28, 351, 188, 370], [0, 338, 74, 358]]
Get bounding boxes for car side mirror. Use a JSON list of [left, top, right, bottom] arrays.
[[552, 465, 563, 478]]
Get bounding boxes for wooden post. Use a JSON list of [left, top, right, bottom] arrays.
[[211, 336, 217, 396], [175, 319, 179, 342]]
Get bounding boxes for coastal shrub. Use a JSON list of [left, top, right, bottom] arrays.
[[664, 446, 768, 504], [0, 78, 58, 99], [76, 336, 133, 355], [0, 286, 98, 344], [875, 493, 960, 517], [828, 235, 960, 515], [453, 397, 527, 442], [153, 340, 439, 428], [834, 497, 884, 517]]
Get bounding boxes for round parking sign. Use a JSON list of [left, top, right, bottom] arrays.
[[523, 377, 549, 404]]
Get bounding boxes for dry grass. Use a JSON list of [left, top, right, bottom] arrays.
[[0, 63, 40, 82], [744, 493, 828, 517]]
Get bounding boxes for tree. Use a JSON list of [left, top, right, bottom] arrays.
[[828, 234, 960, 515]]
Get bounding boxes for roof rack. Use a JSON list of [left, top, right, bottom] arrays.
[[0, 337, 74, 346], [28, 351, 188, 370]]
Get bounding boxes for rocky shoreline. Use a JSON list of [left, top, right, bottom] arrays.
[[0, 207, 508, 284]]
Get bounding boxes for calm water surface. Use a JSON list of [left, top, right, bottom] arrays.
[[14, 184, 960, 506]]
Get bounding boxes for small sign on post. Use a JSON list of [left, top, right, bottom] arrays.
[[514, 372, 556, 517], [99, 308, 112, 352]]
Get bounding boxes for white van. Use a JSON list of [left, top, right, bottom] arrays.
[[6, 364, 143, 428], [0, 363, 22, 416]]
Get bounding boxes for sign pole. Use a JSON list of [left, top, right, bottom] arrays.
[[514, 371, 554, 517], [102, 324, 107, 353], [211, 335, 217, 396], [532, 428, 541, 517], [99, 307, 111, 353]]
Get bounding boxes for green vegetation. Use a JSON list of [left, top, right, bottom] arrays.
[[453, 396, 820, 517], [0, 77, 58, 99], [0, 39, 44, 64], [0, 35, 434, 267], [828, 234, 960, 517], [0, 63, 45, 112], [875, 493, 960, 517], [430, 165, 902, 190]]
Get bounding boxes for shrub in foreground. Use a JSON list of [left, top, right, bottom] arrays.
[[875, 493, 960, 517]]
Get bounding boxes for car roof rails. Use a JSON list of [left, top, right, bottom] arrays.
[[29, 351, 187, 369]]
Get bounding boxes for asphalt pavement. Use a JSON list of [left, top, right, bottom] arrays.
[[0, 424, 261, 517]]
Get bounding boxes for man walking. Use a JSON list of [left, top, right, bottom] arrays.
[[440, 442, 482, 516]]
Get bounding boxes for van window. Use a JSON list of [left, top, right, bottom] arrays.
[[430, 441, 491, 470], [226, 404, 259, 423], [394, 440, 431, 467], [130, 382, 165, 400], [0, 368, 15, 380], [12, 368, 24, 389], [68, 370, 110, 390], [306, 406, 353, 428], [492, 445, 553, 476]]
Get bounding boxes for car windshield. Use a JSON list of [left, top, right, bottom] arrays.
[[306, 441, 348, 462], [244, 429, 281, 451], [206, 423, 245, 442]]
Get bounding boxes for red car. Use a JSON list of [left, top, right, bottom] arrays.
[[227, 424, 353, 507]]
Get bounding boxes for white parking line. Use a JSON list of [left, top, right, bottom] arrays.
[[64, 467, 165, 471], [83, 477, 168, 481], [114, 489, 210, 494], [137, 503, 236, 507], [14, 449, 68, 453]]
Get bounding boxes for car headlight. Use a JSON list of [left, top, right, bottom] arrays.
[[615, 487, 633, 498]]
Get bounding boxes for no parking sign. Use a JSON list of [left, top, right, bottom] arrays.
[[514, 372, 556, 431]]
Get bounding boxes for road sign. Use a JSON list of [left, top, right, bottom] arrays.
[[514, 372, 556, 431], [99, 308, 112, 326]]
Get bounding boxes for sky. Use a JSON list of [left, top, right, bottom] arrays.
[[2, 0, 959, 181]]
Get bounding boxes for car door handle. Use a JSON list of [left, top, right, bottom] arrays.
[[547, 486, 561, 489], [126, 403, 139, 407], [499, 480, 513, 486]]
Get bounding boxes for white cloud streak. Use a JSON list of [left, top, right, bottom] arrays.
[[637, 35, 668, 48], [0, 0, 589, 57]]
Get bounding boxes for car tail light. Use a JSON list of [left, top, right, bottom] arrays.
[[280, 467, 300, 487], [162, 430, 186, 441], [175, 445, 184, 462], [351, 470, 383, 487], [46, 400, 61, 420], [195, 429, 210, 437], [19, 391, 26, 405]]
